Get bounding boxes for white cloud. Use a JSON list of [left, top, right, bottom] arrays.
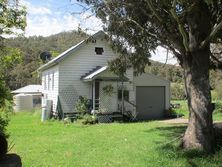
[[21, 1, 52, 15], [21, 0, 103, 37], [25, 14, 79, 37]]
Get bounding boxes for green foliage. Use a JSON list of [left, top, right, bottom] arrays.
[[102, 84, 114, 96], [75, 96, 89, 115], [0, 0, 26, 37], [0, 111, 9, 138], [171, 83, 185, 100], [164, 107, 178, 118], [171, 100, 189, 118], [145, 61, 183, 83], [0, 47, 23, 89], [214, 101, 222, 113], [0, 0, 26, 141], [79, 114, 97, 125], [0, 80, 12, 106], [0, 98, 13, 138], [214, 79, 222, 100], [211, 90, 218, 101]]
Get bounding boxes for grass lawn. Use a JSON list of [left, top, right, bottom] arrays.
[[7, 110, 222, 167]]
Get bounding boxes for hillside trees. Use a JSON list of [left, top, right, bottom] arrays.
[[5, 31, 88, 90], [0, 0, 26, 105], [79, 0, 222, 152]]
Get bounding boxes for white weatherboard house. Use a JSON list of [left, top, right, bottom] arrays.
[[38, 31, 170, 120]]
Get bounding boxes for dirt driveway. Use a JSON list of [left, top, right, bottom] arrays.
[[159, 118, 222, 125], [159, 118, 188, 124]]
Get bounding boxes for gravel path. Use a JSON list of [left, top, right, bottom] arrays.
[[159, 118, 222, 124], [159, 118, 188, 124]]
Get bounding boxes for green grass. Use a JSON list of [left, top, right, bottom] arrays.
[[7, 111, 222, 167], [171, 100, 222, 121]]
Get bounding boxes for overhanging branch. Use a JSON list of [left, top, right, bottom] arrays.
[[170, 0, 189, 52], [145, 0, 163, 23], [200, 21, 222, 49]]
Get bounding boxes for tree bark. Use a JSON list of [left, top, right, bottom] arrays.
[[182, 48, 215, 153]]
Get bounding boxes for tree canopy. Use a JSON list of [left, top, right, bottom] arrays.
[[0, 0, 26, 107], [0, 0, 26, 40], [78, 0, 222, 69], [78, 0, 222, 152]]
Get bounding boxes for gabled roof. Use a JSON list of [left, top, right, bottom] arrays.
[[38, 31, 107, 71], [12, 85, 42, 94]]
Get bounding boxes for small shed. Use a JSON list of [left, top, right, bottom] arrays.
[[12, 85, 42, 110]]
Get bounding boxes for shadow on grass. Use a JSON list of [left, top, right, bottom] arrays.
[[148, 125, 222, 166]]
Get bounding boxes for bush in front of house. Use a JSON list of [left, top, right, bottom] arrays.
[[79, 114, 98, 125], [75, 96, 89, 117], [75, 96, 97, 125], [164, 108, 177, 118], [164, 107, 184, 118]]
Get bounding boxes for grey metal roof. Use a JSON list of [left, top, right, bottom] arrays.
[[12, 85, 42, 94], [38, 31, 106, 71], [82, 66, 129, 82]]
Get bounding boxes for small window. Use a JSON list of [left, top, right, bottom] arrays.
[[118, 90, 129, 101], [95, 47, 104, 55]]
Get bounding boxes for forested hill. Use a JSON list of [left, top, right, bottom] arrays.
[[5, 30, 88, 90], [146, 61, 222, 89], [146, 61, 183, 83], [5, 30, 222, 91]]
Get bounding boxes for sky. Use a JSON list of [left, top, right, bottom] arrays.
[[20, 0, 177, 64]]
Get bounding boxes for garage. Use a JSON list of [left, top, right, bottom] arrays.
[[134, 73, 170, 121], [136, 86, 165, 120]]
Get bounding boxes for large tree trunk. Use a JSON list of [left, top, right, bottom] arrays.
[[182, 48, 215, 153]]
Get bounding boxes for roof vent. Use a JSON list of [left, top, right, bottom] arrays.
[[95, 47, 104, 55]]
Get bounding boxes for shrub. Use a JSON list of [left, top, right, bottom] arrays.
[[164, 107, 184, 118], [211, 90, 219, 101], [214, 101, 222, 113], [171, 83, 186, 100], [80, 114, 97, 125], [74, 96, 89, 115], [164, 108, 177, 118], [0, 111, 9, 138], [215, 80, 222, 100], [0, 99, 12, 138]]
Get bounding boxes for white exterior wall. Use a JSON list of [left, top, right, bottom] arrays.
[[133, 73, 170, 110], [59, 37, 116, 113], [41, 65, 59, 112]]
